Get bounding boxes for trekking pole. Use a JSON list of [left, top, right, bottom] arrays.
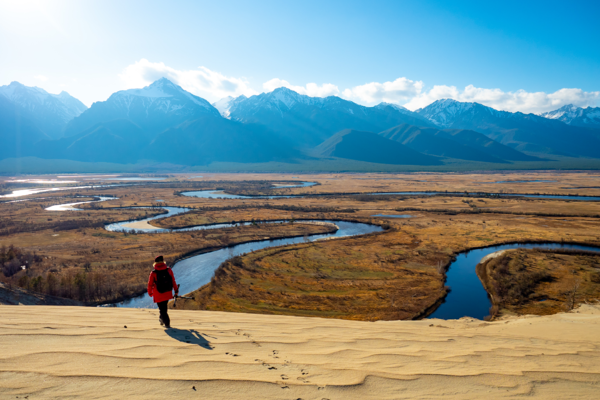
[[173, 284, 194, 306], [174, 284, 181, 307]]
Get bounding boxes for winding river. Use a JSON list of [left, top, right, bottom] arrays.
[[1, 181, 314, 200], [1, 183, 129, 199], [102, 208, 600, 317], [110, 218, 382, 308], [46, 196, 117, 211], [429, 243, 600, 320], [183, 189, 600, 202], [100, 204, 600, 317], [41, 183, 600, 318]]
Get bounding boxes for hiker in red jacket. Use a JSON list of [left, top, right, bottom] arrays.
[[147, 255, 178, 328]]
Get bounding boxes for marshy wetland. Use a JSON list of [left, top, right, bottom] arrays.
[[2, 171, 600, 320]]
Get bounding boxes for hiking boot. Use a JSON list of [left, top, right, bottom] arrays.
[[159, 317, 165, 327]]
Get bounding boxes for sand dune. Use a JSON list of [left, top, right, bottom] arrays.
[[2, 304, 600, 399]]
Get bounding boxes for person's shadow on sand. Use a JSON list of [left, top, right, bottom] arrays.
[[165, 328, 213, 349]]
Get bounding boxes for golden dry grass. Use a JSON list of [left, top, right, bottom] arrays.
[[478, 249, 600, 318], [176, 230, 450, 320], [178, 202, 600, 320], [2, 172, 600, 312]]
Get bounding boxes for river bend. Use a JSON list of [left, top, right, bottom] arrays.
[[44, 194, 600, 318]]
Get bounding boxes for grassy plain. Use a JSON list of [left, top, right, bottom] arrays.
[[1, 171, 600, 319], [178, 206, 600, 320], [478, 249, 600, 318], [177, 230, 449, 320]]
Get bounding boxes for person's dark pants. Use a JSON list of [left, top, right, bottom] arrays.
[[157, 300, 170, 327]]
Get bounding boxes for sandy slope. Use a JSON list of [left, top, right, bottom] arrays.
[[2, 305, 600, 399]]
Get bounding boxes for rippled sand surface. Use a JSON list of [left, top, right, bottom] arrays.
[[2, 305, 600, 399]]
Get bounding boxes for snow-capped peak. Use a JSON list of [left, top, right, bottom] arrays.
[[539, 104, 581, 120], [259, 87, 329, 110], [110, 78, 216, 112], [0, 81, 88, 122], [416, 99, 476, 127], [118, 79, 176, 99], [269, 87, 304, 108], [212, 95, 248, 118], [377, 102, 407, 110], [431, 98, 472, 109], [375, 102, 411, 114], [0, 81, 50, 103], [539, 103, 600, 127]]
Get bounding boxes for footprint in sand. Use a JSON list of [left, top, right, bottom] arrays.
[[225, 352, 240, 357], [235, 330, 262, 347], [280, 374, 289, 380]]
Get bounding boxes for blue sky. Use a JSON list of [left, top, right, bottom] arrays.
[[0, 0, 598, 112]]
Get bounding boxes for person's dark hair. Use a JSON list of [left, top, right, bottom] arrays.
[[155, 255, 164, 263]]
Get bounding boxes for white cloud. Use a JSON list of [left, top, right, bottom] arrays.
[[341, 77, 424, 105], [34, 75, 48, 82], [119, 59, 257, 102], [263, 78, 339, 97], [117, 61, 600, 113], [339, 77, 599, 113], [402, 84, 600, 113]]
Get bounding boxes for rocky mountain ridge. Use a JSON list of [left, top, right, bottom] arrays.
[[2, 78, 600, 167]]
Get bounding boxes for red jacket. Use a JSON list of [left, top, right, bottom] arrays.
[[147, 262, 178, 303]]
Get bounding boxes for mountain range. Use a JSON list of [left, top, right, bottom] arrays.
[[1, 78, 600, 168], [416, 99, 600, 158], [0, 81, 87, 140], [539, 104, 600, 129], [39, 79, 297, 164], [64, 78, 220, 139], [223, 87, 433, 146]]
